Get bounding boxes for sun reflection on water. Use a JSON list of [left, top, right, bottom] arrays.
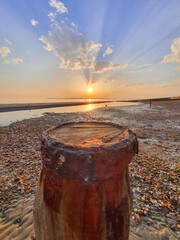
[[88, 104, 92, 110]]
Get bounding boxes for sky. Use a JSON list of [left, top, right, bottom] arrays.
[[0, 0, 180, 102]]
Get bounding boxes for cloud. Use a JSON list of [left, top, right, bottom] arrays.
[[130, 69, 142, 73], [0, 47, 23, 65], [39, 18, 127, 85], [39, 22, 127, 74], [176, 66, 180, 72], [0, 46, 11, 57], [1, 58, 23, 65], [4, 39, 12, 45], [39, 36, 53, 51], [94, 62, 128, 73], [103, 47, 113, 57], [48, 12, 57, 22], [39, 23, 102, 70], [12, 58, 23, 64], [143, 64, 151, 67], [129, 68, 153, 73], [31, 19, 38, 26], [71, 22, 77, 28], [162, 37, 180, 63], [2, 59, 10, 64], [103, 78, 114, 83], [49, 0, 68, 13]]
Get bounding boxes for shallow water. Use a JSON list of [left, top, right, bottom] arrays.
[[0, 102, 139, 127]]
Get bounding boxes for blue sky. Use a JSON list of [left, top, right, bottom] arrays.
[[0, 0, 180, 102]]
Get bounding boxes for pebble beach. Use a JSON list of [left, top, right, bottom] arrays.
[[0, 101, 179, 240]]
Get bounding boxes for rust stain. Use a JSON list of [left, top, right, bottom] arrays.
[[43, 169, 63, 212]]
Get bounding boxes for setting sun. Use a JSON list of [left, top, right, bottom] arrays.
[[88, 87, 93, 93]]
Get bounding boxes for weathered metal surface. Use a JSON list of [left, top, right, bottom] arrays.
[[33, 122, 138, 240]]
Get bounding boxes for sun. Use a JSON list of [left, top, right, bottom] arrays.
[[88, 87, 93, 93]]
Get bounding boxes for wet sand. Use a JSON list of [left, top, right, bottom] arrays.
[[144, 99, 180, 109], [0, 100, 179, 239], [0, 101, 111, 113]]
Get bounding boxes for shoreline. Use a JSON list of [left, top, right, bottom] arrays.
[[0, 101, 111, 113]]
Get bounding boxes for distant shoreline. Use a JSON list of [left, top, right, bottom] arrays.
[[118, 97, 180, 103], [0, 101, 111, 113]]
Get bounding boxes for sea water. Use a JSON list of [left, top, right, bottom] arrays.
[[0, 100, 139, 126]]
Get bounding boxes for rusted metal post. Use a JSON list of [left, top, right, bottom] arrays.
[[33, 122, 138, 240]]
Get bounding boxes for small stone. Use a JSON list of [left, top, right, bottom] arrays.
[[138, 209, 143, 215], [134, 208, 138, 213], [136, 187, 140, 192], [170, 225, 176, 231], [135, 214, 140, 222]]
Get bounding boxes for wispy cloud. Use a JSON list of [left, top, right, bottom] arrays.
[[143, 64, 151, 67], [176, 66, 180, 72], [0, 45, 23, 65], [1, 58, 23, 64], [49, 0, 68, 14], [39, 36, 53, 51], [31, 19, 38, 26], [103, 78, 114, 83], [71, 22, 77, 28], [12, 58, 23, 64], [4, 39, 12, 45], [0, 46, 11, 57], [130, 69, 142, 73], [162, 37, 180, 63], [129, 67, 153, 73], [48, 12, 57, 22], [94, 62, 127, 73], [2, 59, 10, 64], [103, 47, 113, 57]]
